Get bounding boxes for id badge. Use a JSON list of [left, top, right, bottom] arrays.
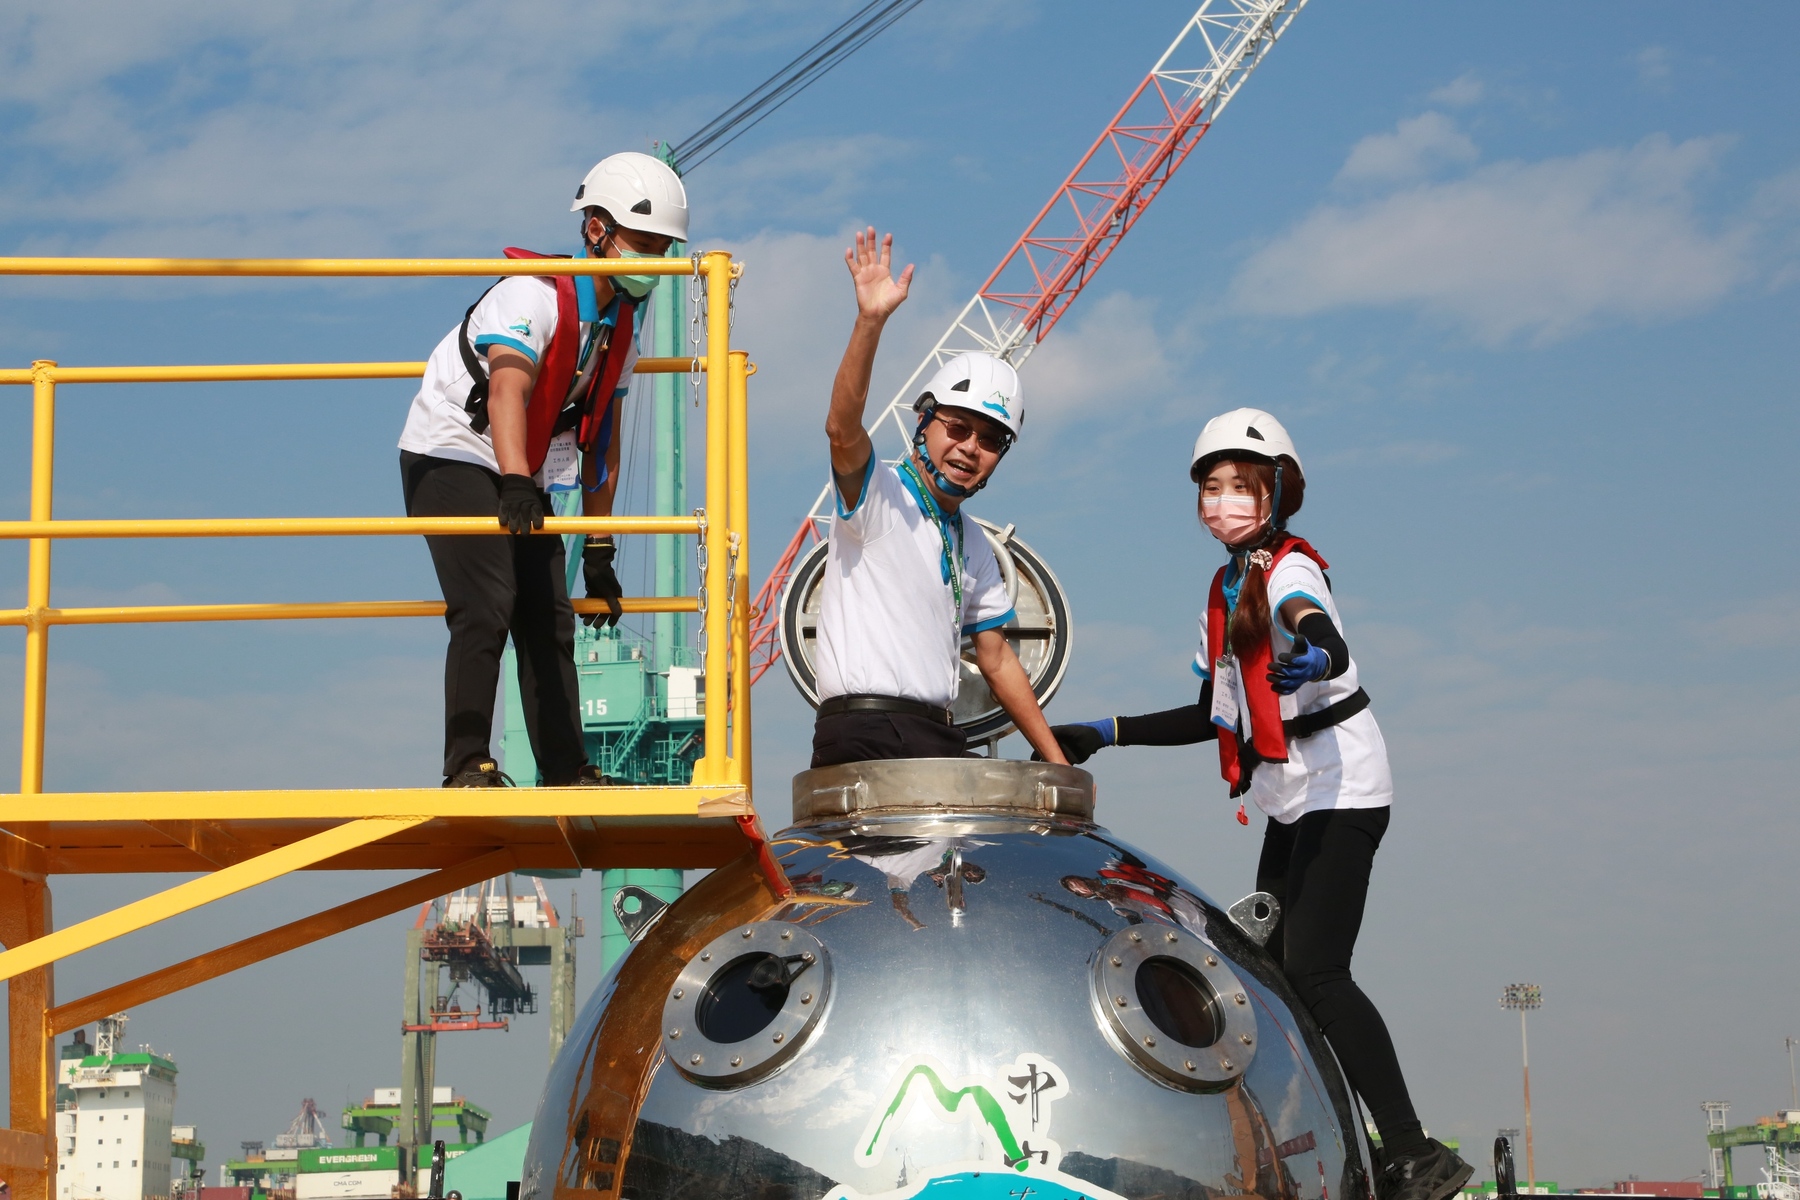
[[537, 429, 580, 492], [1210, 656, 1239, 731]]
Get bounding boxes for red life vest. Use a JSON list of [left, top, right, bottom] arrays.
[[1207, 535, 1330, 792], [462, 249, 638, 474]]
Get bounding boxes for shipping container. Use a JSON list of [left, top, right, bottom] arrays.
[[298, 1148, 401, 1174], [294, 1170, 401, 1200]]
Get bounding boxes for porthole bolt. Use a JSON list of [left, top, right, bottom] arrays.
[[689, 1054, 702, 1066], [780, 930, 792, 940], [1205, 955, 1218, 967], [667, 1029, 680, 1039], [741, 928, 753, 938], [801, 993, 813, 1005], [772, 1031, 786, 1044], [1128, 932, 1142, 943], [730, 1057, 742, 1067], [1184, 1060, 1196, 1072], [672, 989, 684, 1000], [1143, 1035, 1156, 1047], [1234, 992, 1247, 1004], [801, 952, 815, 963], [1110, 956, 1122, 967], [1240, 1034, 1253, 1046], [1165, 932, 1177, 943], [1114, 995, 1128, 1007], [700, 952, 712, 962], [1220, 1057, 1234, 1070]]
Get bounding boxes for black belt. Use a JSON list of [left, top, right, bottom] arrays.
[[817, 694, 955, 725], [1232, 688, 1371, 798]]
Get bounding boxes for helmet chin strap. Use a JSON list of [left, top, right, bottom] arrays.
[[1230, 462, 1287, 563], [912, 403, 989, 498]]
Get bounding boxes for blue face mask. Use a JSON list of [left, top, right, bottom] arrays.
[[612, 247, 663, 299]]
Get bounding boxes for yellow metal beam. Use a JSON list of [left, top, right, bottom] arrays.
[[0, 256, 708, 278], [0, 784, 751, 823], [0, 1128, 47, 1173], [693, 251, 734, 786], [0, 595, 699, 628], [0, 356, 703, 386], [0, 515, 698, 541], [0, 870, 53, 1198], [0, 816, 425, 982], [47, 848, 518, 1035], [20, 362, 55, 795]]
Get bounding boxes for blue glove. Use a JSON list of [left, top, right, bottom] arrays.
[[1034, 718, 1116, 764], [1266, 635, 1330, 695]]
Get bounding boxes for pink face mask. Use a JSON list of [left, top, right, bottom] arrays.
[[1200, 493, 1265, 545]]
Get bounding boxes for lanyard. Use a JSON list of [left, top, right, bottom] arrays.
[[899, 457, 964, 630]]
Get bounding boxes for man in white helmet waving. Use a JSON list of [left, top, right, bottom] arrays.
[[812, 228, 1066, 767], [397, 152, 687, 787]]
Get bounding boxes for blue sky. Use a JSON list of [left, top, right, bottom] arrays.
[[2, 0, 1797, 1187]]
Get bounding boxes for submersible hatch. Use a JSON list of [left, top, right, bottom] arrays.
[[519, 758, 1367, 1200]]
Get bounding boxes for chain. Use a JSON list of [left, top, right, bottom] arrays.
[[688, 253, 705, 408], [694, 508, 709, 663], [726, 261, 740, 333], [724, 530, 740, 681]]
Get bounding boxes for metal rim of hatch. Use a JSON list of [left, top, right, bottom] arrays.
[[1089, 924, 1258, 1091], [662, 921, 832, 1088]]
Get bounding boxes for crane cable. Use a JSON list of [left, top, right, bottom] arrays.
[[668, 0, 927, 174]]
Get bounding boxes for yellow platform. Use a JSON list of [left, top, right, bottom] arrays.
[[0, 253, 770, 1197]]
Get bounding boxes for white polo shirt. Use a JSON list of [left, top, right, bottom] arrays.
[[397, 271, 636, 474], [814, 456, 1016, 708], [1194, 551, 1392, 823]]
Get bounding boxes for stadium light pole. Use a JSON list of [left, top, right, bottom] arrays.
[[1501, 984, 1543, 1194], [1784, 1037, 1799, 1108]]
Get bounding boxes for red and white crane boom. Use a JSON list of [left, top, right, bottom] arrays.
[[748, 0, 1311, 682]]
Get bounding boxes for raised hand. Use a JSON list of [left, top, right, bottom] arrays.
[[845, 227, 914, 321]]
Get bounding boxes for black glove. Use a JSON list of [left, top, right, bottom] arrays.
[[1030, 721, 1114, 765], [497, 474, 545, 536], [582, 537, 623, 629]]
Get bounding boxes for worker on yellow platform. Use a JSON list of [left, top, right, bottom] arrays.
[[397, 153, 686, 787]]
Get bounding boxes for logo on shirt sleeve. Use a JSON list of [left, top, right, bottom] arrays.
[[508, 319, 533, 337]]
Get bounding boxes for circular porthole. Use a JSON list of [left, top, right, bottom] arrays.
[[1090, 925, 1257, 1091], [663, 921, 832, 1088]]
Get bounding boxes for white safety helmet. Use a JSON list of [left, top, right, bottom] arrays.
[[1189, 407, 1303, 482], [571, 152, 689, 242], [912, 352, 1024, 441]]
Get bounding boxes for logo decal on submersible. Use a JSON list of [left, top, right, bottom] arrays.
[[824, 1053, 1126, 1200]]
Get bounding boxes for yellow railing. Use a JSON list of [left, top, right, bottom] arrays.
[[0, 250, 760, 1200], [0, 254, 750, 797]]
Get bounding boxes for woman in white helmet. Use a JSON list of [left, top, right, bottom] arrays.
[[1044, 409, 1471, 1200], [397, 152, 686, 787]]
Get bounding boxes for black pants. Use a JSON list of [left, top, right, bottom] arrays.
[[401, 452, 587, 784], [810, 711, 967, 768], [1257, 806, 1424, 1153]]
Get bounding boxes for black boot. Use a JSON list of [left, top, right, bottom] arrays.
[[1377, 1140, 1473, 1200], [443, 759, 514, 788]]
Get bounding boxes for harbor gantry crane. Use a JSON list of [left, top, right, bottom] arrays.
[[394, 876, 582, 1154], [747, 0, 1312, 683]]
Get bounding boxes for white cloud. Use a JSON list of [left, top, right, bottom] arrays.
[[1427, 73, 1485, 109], [1234, 133, 1757, 344], [1337, 112, 1477, 184], [1636, 45, 1672, 89]]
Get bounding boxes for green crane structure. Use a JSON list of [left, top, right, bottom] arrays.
[[1705, 1108, 1800, 1187]]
